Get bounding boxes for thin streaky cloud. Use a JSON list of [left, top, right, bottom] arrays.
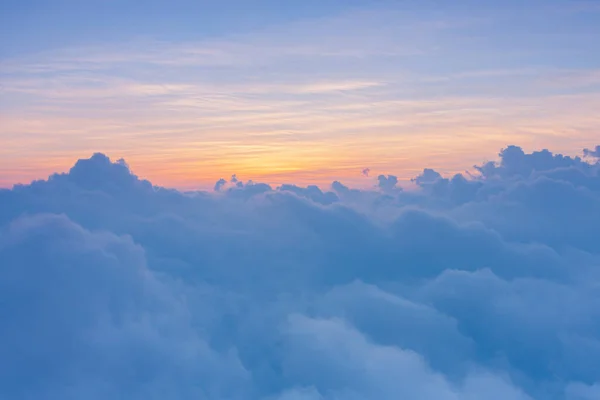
[[1, 3, 599, 189]]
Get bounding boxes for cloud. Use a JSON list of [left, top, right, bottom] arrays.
[[474, 145, 592, 179], [566, 383, 600, 400], [583, 145, 600, 158], [214, 178, 227, 191], [278, 184, 339, 205], [0, 214, 249, 399], [417, 268, 600, 391], [377, 174, 399, 193], [1, 144, 599, 399], [362, 168, 370, 177], [281, 315, 532, 400], [413, 168, 442, 185]]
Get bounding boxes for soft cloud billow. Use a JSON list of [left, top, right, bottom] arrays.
[[584, 146, 600, 159], [0, 214, 250, 400], [0, 145, 599, 399]]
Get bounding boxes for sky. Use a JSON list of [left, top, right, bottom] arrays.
[[2, 3, 600, 398], [1, 0, 600, 190]]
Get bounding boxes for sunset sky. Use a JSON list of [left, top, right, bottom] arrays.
[[2, 0, 599, 189], [3, 3, 600, 399]]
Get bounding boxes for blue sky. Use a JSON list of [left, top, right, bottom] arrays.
[[1, 0, 380, 54], [1, 0, 599, 188]]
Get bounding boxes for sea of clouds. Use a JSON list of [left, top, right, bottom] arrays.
[[1, 144, 600, 399]]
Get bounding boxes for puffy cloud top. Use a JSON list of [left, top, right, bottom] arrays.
[[1, 145, 599, 399], [475, 145, 592, 179], [377, 174, 399, 193], [584, 145, 600, 158]]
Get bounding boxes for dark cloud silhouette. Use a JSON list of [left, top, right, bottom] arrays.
[[214, 178, 227, 191], [362, 168, 370, 177], [377, 174, 399, 193], [474, 145, 592, 179], [584, 145, 600, 158], [331, 180, 355, 196], [278, 184, 339, 205], [1, 144, 599, 399], [413, 168, 442, 185]]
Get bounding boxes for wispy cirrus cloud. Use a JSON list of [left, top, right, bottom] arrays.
[[1, 5, 599, 189]]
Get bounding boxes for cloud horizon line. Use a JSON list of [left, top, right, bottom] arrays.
[[7, 144, 597, 195]]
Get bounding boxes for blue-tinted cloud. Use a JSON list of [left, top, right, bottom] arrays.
[[1, 144, 599, 399], [0, 214, 249, 399], [584, 145, 600, 158], [278, 184, 339, 205], [214, 178, 227, 191], [377, 174, 399, 193]]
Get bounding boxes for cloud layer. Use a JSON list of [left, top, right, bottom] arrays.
[[1, 144, 599, 399]]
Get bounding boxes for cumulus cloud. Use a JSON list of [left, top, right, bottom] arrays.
[[278, 184, 338, 205], [413, 168, 442, 185], [281, 315, 532, 400], [1, 144, 599, 399], [377, 174, 399, 193], [0, 214, 249, 399], [474, 145, 593, 179], [583, 145, 600, 158], [214, 178, 227, 191]]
